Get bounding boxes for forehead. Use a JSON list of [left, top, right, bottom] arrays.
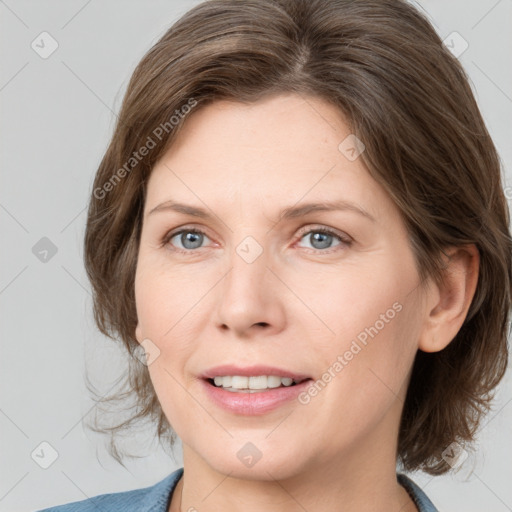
[[145, 93, 392, 221], [161, 93, 348, 167]]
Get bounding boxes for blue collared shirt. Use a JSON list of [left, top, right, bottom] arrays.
[[36, 468, 438, 511]]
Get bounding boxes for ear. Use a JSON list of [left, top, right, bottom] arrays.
[[418, 244, 479, 353]]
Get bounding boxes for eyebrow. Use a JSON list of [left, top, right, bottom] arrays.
[[147, 199, 376, 223]]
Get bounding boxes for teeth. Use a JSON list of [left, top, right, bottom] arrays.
[[214, 376, 231, 387], [212, 375, 296, 390]]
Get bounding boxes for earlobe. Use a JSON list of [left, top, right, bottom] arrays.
[[418, 244, 479, 353], [135, 324, 143, 343]]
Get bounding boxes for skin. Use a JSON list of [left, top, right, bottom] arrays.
[[134, 93, 479, 512]]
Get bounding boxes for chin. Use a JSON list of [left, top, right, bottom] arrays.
[[201, 443, 307, 482]]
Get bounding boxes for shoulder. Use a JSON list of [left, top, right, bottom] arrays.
[[35, 467, 184, 512], [397, 473, 439, 512]]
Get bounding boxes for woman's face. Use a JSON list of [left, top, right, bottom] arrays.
[[135, 93, 429, 479]]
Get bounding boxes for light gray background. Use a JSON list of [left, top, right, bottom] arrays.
[[1, 1, 511, 511]]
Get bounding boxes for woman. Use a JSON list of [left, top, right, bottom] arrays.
[[38, 0, 511, 511]]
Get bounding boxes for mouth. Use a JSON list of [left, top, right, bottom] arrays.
[[200, 372, 314, 415], [200, 364, 313, 396]]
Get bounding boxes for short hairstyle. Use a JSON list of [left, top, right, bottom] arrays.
[[83, 0, 512, 475]]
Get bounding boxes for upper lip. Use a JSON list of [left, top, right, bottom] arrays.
[[200, 365, 312, 383]]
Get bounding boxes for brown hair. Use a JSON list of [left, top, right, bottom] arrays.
[[83, 0, 512, 475]]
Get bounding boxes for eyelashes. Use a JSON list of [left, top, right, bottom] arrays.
[[160, 225, 353, 255]]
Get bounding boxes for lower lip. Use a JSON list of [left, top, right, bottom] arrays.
[[200, 378, 313, 415]]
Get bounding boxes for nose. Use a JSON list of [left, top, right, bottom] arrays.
[[214, 238, 286, 338]]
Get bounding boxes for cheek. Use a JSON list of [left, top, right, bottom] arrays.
[[311, 254, 421, 395], [308, 260, 404, 342], [300, 291, 420, 451], [134, 253, 215, 338], [135, 264, 204, 439]]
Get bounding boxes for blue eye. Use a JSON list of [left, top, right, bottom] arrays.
[[296, 228, 349, 251], [166, 229, 210, 251]]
